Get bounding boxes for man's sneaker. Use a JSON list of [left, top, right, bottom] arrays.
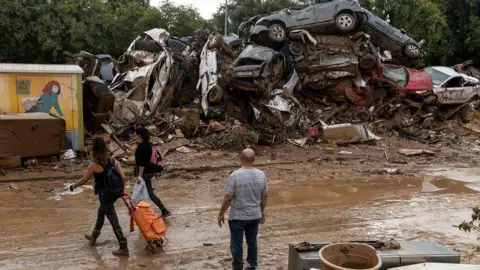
[[162, 210, 171, 219]]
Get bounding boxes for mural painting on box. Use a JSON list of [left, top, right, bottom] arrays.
[[21, 80, 64, 118]]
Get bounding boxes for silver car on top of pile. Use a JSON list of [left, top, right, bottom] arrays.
[[252, 0, 364, 43]]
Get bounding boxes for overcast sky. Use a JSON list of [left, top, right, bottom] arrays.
[[150, 0, 225, 19]]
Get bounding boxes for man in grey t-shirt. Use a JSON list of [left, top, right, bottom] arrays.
[[218, 148, 268, 270]]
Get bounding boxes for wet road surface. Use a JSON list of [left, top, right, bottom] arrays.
[[1, 146, 480, 269]]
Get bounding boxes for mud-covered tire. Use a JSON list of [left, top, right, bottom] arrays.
[[268, 23, 287, 43], [207, 85, 224, 105], [460, 103, 474, 122], [288, 42, 304, 56], [359, 54, 378, 70], [335, 13, 357, 33], [404, 43, 421, 59]]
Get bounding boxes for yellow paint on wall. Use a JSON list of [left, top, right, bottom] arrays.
[[2, 73, 79, 131], [0, 74, 11, 114]]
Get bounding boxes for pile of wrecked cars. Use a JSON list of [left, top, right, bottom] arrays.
[[66, 0, 480, 145]]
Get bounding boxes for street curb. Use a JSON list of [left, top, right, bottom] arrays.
[[0, 160, 304, 183]]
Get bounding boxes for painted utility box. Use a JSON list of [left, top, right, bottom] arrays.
[[0, 64, 84, 151]]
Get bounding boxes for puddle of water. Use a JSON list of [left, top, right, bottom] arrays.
[[422, 181, 447, 193], [426, 168, 480, 183], [424, 168, 480, 193]]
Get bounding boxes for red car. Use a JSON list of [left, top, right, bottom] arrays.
[[345, 64, 432, 107], [372, 64, 432, 92]]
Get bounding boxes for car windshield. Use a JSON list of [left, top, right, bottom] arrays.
[[424, 67, 450, 86], [382, 65, 408, 87]]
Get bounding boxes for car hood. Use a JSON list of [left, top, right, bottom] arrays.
[[405, 69, 432, 91], [231, 45, 281, 67]]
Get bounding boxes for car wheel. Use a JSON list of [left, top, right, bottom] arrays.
[[335, 13, 357, 33], [268, 23, 287, 43], [207, 85, 224, 105], [404, 43, 421, 59], [288, 42, 304, 56], [460, 103, 474, 123]]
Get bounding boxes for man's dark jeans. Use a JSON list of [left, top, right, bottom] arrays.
[[228, 219, 260, 270], [143, 174, 168, 215]]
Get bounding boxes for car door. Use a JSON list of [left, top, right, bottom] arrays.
[[313, 0, 337, 23], [435, 76, 470, 104], [290, 2, 318, 28]]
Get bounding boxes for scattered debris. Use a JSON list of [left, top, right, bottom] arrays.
[[383, 168, 401, 174], [48, 183, 85, 201], [175, 146, 191, 154], [62, 149, 77, 160], [323, 124, 381, 145], [398, 149, 435, 157], [339, 151, 353, 155], [6, 183, 19, 191], [288, 138, 308, 148]]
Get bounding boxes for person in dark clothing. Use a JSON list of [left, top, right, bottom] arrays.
[[135, 127, 171, 218], [69, 137, 129, 256]]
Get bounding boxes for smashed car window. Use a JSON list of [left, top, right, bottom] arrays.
[[424, 67, 450, 86], [382, 65, 408, 87], [445, 77, 463, 88]]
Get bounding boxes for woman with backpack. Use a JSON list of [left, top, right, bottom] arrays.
[[68, 137, 129, 256], [135, 127, 171, 218]]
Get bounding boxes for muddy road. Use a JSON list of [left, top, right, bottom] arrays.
[[1, 140, 480, 270]]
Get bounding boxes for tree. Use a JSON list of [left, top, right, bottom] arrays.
[[157, 0, 210, 37], [0, 0, 207, 63]]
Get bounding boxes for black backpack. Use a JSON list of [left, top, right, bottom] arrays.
[[102, 159, 124, 196]]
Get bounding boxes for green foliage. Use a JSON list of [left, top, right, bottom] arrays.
[[0, 0, 207, 63], [2, 0, 480, 66], [457, 207, 480, 233]]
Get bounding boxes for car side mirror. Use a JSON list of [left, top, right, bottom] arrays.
[[285, 8, 291, 14], [400, 29, 407, 35], [418, 39, 426, 47]]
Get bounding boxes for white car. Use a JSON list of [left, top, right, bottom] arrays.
[[424, 66, 480, 104]]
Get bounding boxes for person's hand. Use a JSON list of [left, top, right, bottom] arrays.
[[68, 184, 74, 192], [137, 176, 143, 184], [218, 214, 225, 228], [260, 213, 266, 224]]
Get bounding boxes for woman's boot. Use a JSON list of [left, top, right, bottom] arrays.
[[112, 238, 129, 256], [112, 228, 129, 256], [84, 229, 101, 246]]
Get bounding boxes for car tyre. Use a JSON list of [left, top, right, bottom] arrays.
[[460, 103, 474, 123], [404, 43, 421, 59], [268, 23, 287, 43], [335, 13, 357, 33], [207, 85, 224, 105]]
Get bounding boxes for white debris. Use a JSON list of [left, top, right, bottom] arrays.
[[62, 149, 76, 160]]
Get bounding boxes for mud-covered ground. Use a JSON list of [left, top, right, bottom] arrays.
[[2, 129, 480, 269]]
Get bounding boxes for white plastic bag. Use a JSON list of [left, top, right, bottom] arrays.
[[132, 179, 151, 205]]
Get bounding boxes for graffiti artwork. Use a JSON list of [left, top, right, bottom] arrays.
[[22, 80, 64, 117]]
